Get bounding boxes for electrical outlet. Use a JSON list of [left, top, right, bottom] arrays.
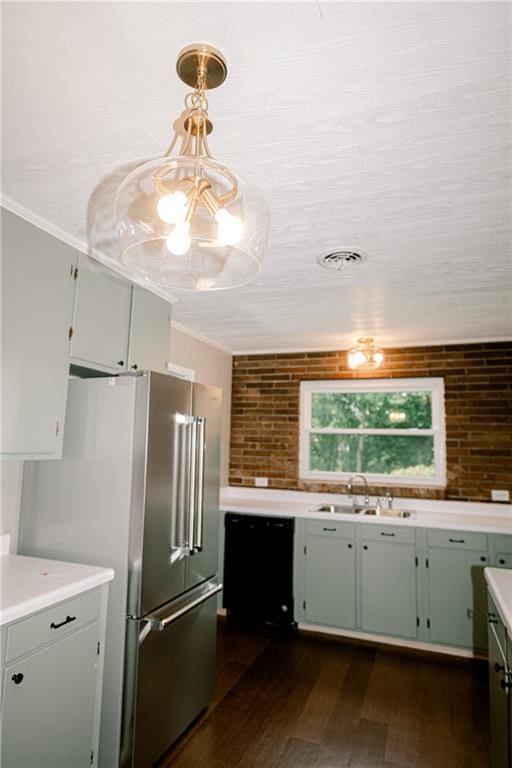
[[491, 489, 510, 502], [255, 477, 268, 488]]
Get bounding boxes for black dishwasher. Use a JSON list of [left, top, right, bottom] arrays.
[[223, 513, 295, 626]]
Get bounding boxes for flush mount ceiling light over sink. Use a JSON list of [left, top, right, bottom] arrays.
[[347, 337, 385, 370], [115, 44, 270, 291]]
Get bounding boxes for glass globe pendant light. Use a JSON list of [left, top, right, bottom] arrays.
[[115, 44, 270, 291], [347, 338, 385, 370]]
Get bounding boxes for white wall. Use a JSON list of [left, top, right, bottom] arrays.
[[168, 323, 232, 486], [0, 462, 23, 552]]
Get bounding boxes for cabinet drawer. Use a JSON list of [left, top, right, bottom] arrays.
[[495, 535, 512, 554], [306, 520, 355, 539], [427, 530, 488, 550], [5, 588, 101, 663], [361, 525, 415, 545]]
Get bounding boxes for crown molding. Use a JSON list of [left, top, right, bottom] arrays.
[[2, 195, 92, 256]]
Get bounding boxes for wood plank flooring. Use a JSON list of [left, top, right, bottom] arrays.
[[158, 619, 489, 768]]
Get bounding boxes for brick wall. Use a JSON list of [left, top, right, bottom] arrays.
[[229, 342, 512, 503]]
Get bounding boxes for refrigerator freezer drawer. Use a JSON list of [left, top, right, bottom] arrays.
[[122, 582, 220, 768]]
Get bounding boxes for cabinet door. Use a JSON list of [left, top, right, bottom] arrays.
[[361, 541, 417, 638], [70, 254, 132, 372], [1, 622, 100, 768], [495, 553, 512, 568], [493, 534, 512, 568], [305, 534, 356, 628], [1, 208, 75, 458], [427, 548, 488, 649], [488, 623, 510, 768], [127, 286, 171, 373]]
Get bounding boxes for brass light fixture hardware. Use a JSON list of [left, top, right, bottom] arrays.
[[347, 338, 385, 370], [176, 44, 228, 91], [115, 44, 270, 292]]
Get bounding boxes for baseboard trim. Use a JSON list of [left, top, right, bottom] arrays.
[[297, 622, 485, 659], [216, 609, 484, 659]]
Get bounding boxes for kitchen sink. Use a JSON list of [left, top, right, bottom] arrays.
[[361, 507, 414, 519], [311, 504, 414, 519], [312, 504, 360, 514]]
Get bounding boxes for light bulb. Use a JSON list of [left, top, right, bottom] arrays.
[[166, 221, 191, 256], [373, 351, 384, 365], [157, 191, 188, 224], [348, 350, 366, 370], [215, 208, 244, 245]]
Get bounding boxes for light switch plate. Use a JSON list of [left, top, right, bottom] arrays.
[[491, 489, 510, 502], [255, 477, 268, 487]]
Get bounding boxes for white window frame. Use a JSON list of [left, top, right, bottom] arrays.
[[299, 377, 446, 487]]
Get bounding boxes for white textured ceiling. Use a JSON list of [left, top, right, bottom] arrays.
[[2, 1, 511, 352]]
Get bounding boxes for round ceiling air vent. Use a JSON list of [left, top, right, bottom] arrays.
[[317, 249, 369, 271]]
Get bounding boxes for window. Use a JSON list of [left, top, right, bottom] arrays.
[[299, 378, 446, 487]]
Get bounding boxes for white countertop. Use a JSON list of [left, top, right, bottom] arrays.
[[0, 535, 114, 626], [485, 568, 512, 637], [220, 487, 512, 535]]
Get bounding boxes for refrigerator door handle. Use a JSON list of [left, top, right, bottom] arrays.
[[187, 417, 198, 555], [142, 580, 223, 634], [192, 417, 206, 552], [170, 413, 194, 563]]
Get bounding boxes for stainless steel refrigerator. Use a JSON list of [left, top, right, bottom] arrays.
[[19, 372, 222, 768]]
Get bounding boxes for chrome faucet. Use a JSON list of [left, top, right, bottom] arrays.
[[347, 474, 370, 506]]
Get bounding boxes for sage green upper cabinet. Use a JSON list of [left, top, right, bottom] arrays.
[[70, 254, 132, 373], [1, 209, 75, 459], [304, 521, 356, 629], [127, 286, 171, 373], [360, 526, 418, 639], [426, 530, 489, 650]]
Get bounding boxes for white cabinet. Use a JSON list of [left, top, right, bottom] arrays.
[[70, 254, 132, 373], [1, 587, 108, 768], [1, 208, 75, 459], [127, 287, 171, 373]]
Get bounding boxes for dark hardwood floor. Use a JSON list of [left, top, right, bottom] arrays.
[[159, 618, 490, 768]]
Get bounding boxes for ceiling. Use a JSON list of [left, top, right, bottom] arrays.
[[2, 1, 511, 353]]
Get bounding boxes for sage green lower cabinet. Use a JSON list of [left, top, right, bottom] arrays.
[[287, 515, 498, 652], [304, 521, 356, 629], [127, 286, 171, 373], [493, 534, 512, 568], [487, 592, 512, 768], [426, 531, 489, 650], [2, 624, 99, 767], [1, 208, 75, 459], [1, 587, 107, 768], [360, 527, 418, 639]]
